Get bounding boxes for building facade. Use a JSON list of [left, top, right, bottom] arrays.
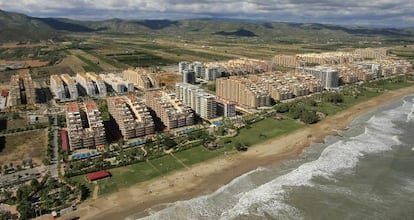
[[100, 73, 134, 94], [76, 72, 107, 97], [65, 101, 106, 151], [123, 68, 160, 90], [7, 70, 36, 106], [145, 90, 194, 130], [176, 83, 217, 119], [107, 95, 154, 140]]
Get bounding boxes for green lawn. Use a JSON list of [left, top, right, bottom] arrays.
[[150, 154, 186, 173], [308, 90, 383, 116], [95, 154, 191, 196], [96, 162, 159, 195], [367, 80, 414, 91], [174, 145, 233, 166], [231, 118, 304, 147]]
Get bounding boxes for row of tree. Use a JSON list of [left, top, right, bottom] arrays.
[[276, 102, 319, 124]]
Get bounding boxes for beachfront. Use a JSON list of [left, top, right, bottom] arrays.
[[55, 84, 414, 220]]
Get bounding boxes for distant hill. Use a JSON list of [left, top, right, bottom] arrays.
[[1, 9, 414, 43], [0, 10, 56, 42], [214, 28, 257, 37]]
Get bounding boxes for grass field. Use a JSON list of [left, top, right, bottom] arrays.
[[174, 145, 233, 166], [96, 155, 188, 196], [77, 117, 304, 197], [0, 130, 47, 166], [228, 118, 304, 147]]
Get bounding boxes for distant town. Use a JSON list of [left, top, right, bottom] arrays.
[[0, 46, 413, 219]]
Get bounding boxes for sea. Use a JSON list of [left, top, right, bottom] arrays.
[[130, 94, 414, 220]]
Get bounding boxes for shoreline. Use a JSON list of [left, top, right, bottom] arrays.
[[61, 86, 414, 220]]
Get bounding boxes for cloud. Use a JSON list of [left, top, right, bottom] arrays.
[[0, 0, 413, 27]]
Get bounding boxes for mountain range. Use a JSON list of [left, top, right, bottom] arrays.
[[1, 9, 414, 43]]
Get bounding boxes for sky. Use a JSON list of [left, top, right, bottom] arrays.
[[1, 0, 413, 27]]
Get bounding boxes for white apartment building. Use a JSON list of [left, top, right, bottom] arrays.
[[50, 74, 79, 101], [76, 72, 107, 97], [61, 74, 79, 100], [176, 82, 217, 119], [100, 73, 134, 94], [50, 75, 66, 100], [205, 66, 221, 81], [302, 66, 339, 89]]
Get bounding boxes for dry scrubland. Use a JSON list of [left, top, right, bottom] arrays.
[[0, 130, 47, 166]]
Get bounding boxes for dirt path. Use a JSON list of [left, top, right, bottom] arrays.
[[92, 184, 99, 200]]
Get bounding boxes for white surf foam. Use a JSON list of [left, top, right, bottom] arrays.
[[219, 98, 413, 220], [136, 96, 414, 220]]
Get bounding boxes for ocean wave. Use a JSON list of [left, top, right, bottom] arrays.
[[219, 100, 410, 220], [137, 96, 414, 220]]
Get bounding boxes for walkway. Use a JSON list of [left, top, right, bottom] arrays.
[[170, 153, 190, 170]]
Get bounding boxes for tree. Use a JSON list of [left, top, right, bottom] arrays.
[[234, 142, 247, 151], [300, 110, 319, 124], [30, 179, 41, 192], [289, 105, 303, 119], [207, 83, 216, 92], [275, 103, 290, 113], [17, 200, 31, 220], [324, 93, 343, 104]]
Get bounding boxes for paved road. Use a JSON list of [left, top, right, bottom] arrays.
[[46, 115, 59, 178], [0, 167, 46, 187], [0, 115, 61, 187]]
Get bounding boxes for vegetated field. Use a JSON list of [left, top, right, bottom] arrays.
[[5, 118, 28, 130], [226, 118, 304, 147], [0, 59, 48, 68], [159, 73, 181, 89], [69, 49, 118, 72], [391, 45, 414, 64], [174, 145, 234, 166], [73, 118, 304, 197], [96, 154, 187, 196], [69, 144, 232, 197], [0, 130, 47, 166]]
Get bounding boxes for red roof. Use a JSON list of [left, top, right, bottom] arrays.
[[1, 89, 8, 97], [61, 129, 69, 152], [87, 170, 111, 181]]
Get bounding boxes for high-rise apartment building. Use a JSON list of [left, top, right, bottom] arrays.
[[76, 72, 107, 97], [65, 101, 106, 151], [301, 66, 339, 89], [107, 95, 154, 140], [354, 48, 388, 59], [179, 61, 190, 74], [176, 83, 217, 119], [182, 69, 196, 84], [50, 75, 66, 100], [216, 72, 322, 106], [61, 74, 79, 100], [123, 68, 160, 90], [216, 99, 236, 117], [216, 77, 271, 108], [7, 70, 36, 106], [50, 74, 79, 101], [205, 66, 221, 81], [100, 73, 134, 94], [145, 90, 194, 130]]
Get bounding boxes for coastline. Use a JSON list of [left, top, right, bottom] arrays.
[[62, 85, 414, 220]]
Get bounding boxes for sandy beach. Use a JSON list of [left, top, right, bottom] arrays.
[[60, 86, 414, 220]]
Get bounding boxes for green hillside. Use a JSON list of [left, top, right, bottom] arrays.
[[1, 9, 414, 44]]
